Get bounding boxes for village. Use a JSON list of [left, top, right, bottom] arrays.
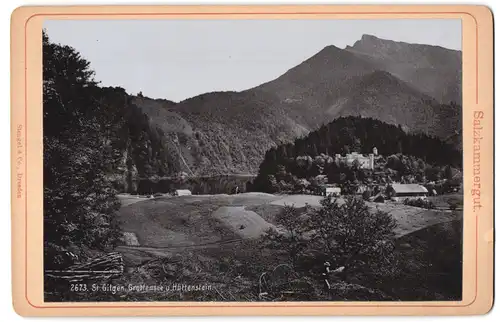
[[123, 145, 462, 214], [314, 147, 462, 209]]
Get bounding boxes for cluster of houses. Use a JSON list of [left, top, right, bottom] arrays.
[[167, 145, 458, 203], [321, 183, 430, 202], [318, 146, 459, 202]]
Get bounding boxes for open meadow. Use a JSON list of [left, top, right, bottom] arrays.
[[56, 192, 461, 302]]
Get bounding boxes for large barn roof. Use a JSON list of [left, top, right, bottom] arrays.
[[391, 184, 428, 194]]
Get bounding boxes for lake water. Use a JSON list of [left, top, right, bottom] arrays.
[[133, 175, 256, 195]]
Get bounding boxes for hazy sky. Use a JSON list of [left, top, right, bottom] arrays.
[[44, 19, 461, 102]]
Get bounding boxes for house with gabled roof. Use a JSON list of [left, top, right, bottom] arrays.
[[387, 183, 428, 201]]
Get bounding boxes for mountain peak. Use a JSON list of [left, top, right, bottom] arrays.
[[347, 34, 390, 50], [345, 33, 461, 105], [316, 44, 343, 55], [361, 34, 380, 41]]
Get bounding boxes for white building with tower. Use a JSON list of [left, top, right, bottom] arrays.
[[334, 147, 378, 170]]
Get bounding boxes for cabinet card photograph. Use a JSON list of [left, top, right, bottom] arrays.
[[11, 5, 493, 316]]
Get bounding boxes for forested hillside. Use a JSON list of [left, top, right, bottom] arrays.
[[132, 35, 462, 176], [253, 116, 462, 193]]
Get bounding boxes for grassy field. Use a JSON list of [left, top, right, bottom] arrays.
[[116, 192, 461, 250], [47, 192, 462, 302], [427, 193, 464, 209], [364, 200, 461, 237]]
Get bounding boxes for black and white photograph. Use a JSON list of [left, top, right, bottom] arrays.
[[43, 18, 463, 302]]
